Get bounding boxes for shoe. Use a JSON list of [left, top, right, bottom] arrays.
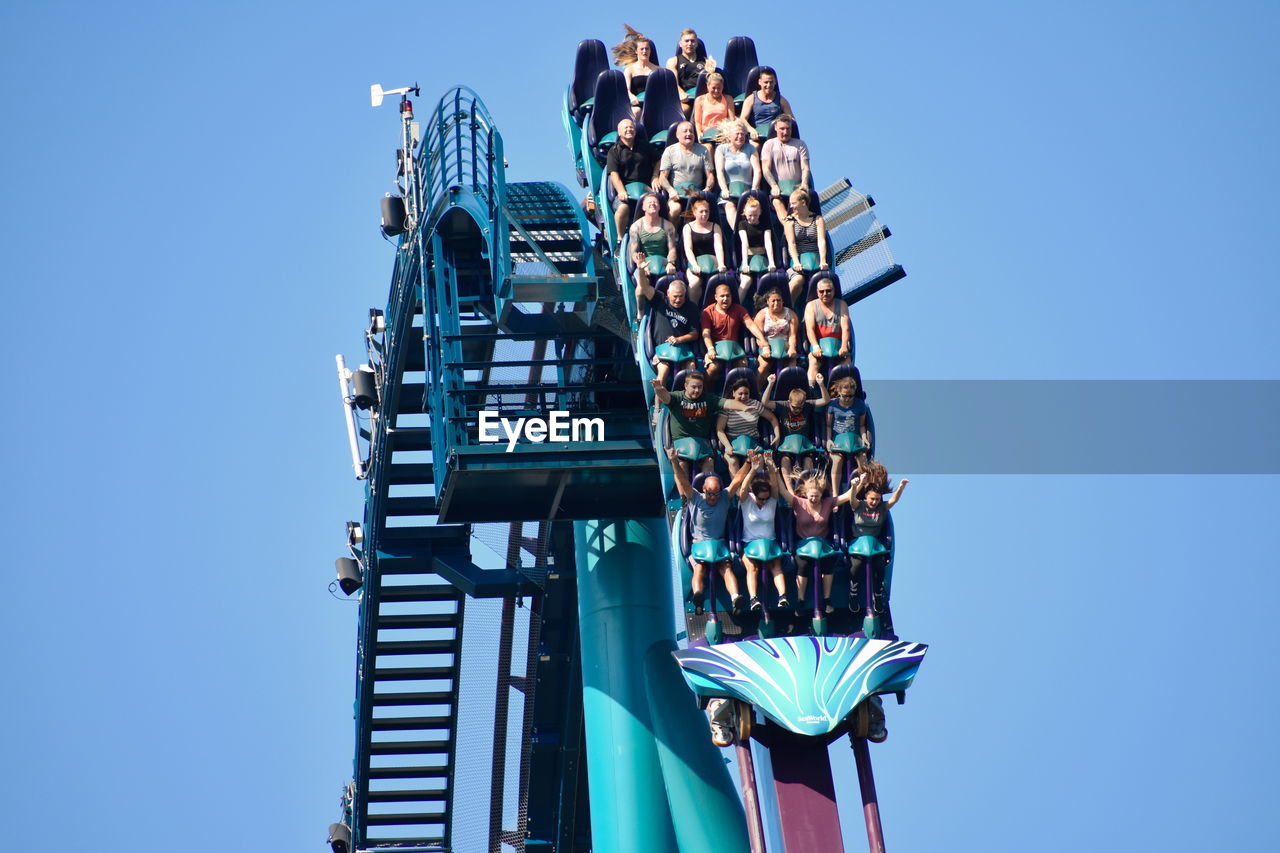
[[692, 589, 706, 615], [749, 596, 762, 612], [776, 595, 790, 610], [866, 695, 888, 743], [822, 597, 833, 614], [708, 698, 737, 747], [732, 594, 746, 615]]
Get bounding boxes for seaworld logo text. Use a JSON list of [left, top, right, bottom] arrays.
[[477, 411, 605, 452]]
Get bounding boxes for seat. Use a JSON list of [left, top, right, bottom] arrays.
[[721, 37, 760, 103], [570, 40, 608, 122], [587, 70, 632, 165], [639, 70, 686, 148]]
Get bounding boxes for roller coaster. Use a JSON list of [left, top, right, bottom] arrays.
[[327, 33, 925, 853]]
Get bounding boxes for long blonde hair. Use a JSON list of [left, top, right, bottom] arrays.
[[613, 25, 656, 66]]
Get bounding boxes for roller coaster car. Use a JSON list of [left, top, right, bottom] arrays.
[[587, 70, 631, 165], [570, 39, 608, 122], [638, 69, 685, 148]]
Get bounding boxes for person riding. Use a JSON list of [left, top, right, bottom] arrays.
[[635, 275, 699, 394], [739, 67, 796, 141], [753, 287, 799, 381], [666, 28, 715, 115], [826, 371, 873, 495], [735, 195, 776, 303], [802, 274, 850, 384], [666, 444, 754, 615], [778, 466, 861, 616], [847, 477, 909, 615], [763, 116, 812, 224], [714, 118, 761, 230], [614, 28, 660, 120], [701, 280, 769, 386], [734, 450, 790, 612], [628, 192, 679, 305], [682, 197, 726, 305], [651, 371, 750, 477], [692, 72, 734, 145], [658, 121, 716, 225], [605, 117, 660, 239], [715, 376, 780, 478], [763, 373, 830, 476]]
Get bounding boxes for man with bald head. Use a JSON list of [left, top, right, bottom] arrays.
[[667, 445, 753, 614], [658, 120, 715, 224], [605, 117, 660, 236]]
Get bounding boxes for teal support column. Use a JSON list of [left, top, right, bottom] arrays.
[[574, 517, 748, 853]]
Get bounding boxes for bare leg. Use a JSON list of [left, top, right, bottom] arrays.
[[742, 558, 760, 598], [830, 451, 844, 495], [771, 197, 788, 222], [614, 201, 632, 240], [822, 572, 834, 612], [719, 562, 742, 597], [769, 559, 787, 595], [789, 273, 806, 306], [690, 559, 707, 595], [725, 452, 742, 478], [724, 200, 739, 230], [699, 455, 715, 474]]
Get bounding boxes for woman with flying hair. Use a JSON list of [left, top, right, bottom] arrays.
[[614, 25, 660, 120]]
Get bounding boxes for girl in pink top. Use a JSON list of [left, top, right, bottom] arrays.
[[692, 72, 733, 144]]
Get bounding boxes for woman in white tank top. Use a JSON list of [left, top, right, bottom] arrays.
[[733, 452, 791, 611]]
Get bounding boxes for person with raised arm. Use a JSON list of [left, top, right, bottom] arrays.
[[846, 477, 909, 615], [763, 116, 812, 224], [753, 286, 799, 381], [715, 375, 780, 478], [735, 450, 790, 612], [715, 119, 761, 231], [740, 67, 795, 141], [635, 275, 699, 395], [763, 372, 830, 476], [802, 274, 850, 384], [666, 28, 715, 116], [628, 192, 679, 312], [666, 443, 754, 614], [681, 197, 726, 305], [658, 121, 715, 225], [651, 372, 749, 478], [701, 280, 768, 387], [605, 117, 660, 239], [777, 465, 861, 616]]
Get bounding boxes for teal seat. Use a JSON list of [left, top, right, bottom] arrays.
[[818, 338, 841, 359], [746, 254, 768, 273], [645, 254, 666, 274], [700, 129, 718, 143], [655, 342, 695, 363], [713, 340, 746, 361], [779, 434, 816, 455], [831, 433, 866, 454], [625, 181, 649, 199], [730, 434, 763, 456], [778, 179, 800, 195], [847, 535, 888, 558], [695, 254, 718, 274], [743, 538, 784, 561], [766, 338, 788, 360], [675, 181, 700, 197], [601, 130, 618, 146], [729, 180, 749, 197], [800, 251, 820, 272], [674, 437, 713, 460], [690, 539, 731, 564], [795, 536, 839, 559]]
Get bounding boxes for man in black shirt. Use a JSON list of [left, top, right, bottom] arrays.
[[636, 277, 699, 389], [605, 117, 659, 237]]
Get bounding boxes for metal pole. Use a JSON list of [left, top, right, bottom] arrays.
[[850, 736, 886, 853], [736, 736, 768, 853], [335, 355, 363, 478]]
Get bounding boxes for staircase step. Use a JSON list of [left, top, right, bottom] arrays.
[[375, 640, 458, 656], [368, 739, 452, 755], [388, 427, 432, 451], [370, 715, 456, 731], [365, 788, 449, 803], [367, 765, 451, 779], [376, 586, 461, 603], [373, 666, 456, 681], [388, 463, 435, 485], [376, 613, 459, 631], [365, 811, 448, 826], [384, 496, 441, 516], [371, 690, 457, 707]]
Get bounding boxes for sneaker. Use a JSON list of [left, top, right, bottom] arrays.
[[776, 595, 790, 610], [749, 596, 762, 612], [822, 597, 834, 615], [732, 594, 747, 615], [692, 589, 706, 615], [708, 698, 736, 747]]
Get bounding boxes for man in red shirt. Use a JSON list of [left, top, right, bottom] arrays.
[[701, 280, 768, 386]]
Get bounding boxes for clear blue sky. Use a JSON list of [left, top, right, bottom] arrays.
[[2, 2, 1277, 851]]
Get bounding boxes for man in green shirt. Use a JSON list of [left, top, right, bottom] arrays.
[[651, 372, 749, 476]]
